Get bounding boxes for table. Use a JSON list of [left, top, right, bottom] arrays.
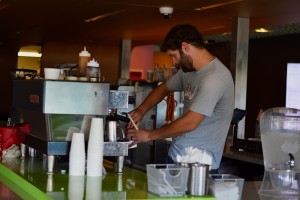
[[0, 156, 217, 199]]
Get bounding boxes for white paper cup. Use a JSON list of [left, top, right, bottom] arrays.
[[68, 175, 85, 200], [85, 176, 102, 200], [69, 133, 86, 176], [89, 118, 104, 141], [86, 118, 104, 177], [86, 144, 103, 176], [44, 68, 60, 80]]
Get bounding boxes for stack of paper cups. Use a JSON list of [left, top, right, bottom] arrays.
[[69, 133, 86, 176], [68, 175, 85, 200], [85, 176, 102, 200], [86, 118, 104, 176]]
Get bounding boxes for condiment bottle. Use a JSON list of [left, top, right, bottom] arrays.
[[87, 58, 100, 82], [78, 46, 91, 77]]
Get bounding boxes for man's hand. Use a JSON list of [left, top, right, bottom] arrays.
[[127, 107, 145, 129], [127, 128, 152, 147]]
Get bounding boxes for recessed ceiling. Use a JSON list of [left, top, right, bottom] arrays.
[[1, 0, 300, 47]]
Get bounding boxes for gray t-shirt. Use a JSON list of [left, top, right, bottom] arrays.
[[166, 57, 234, 169]]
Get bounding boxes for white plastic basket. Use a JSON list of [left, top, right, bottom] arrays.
[[146, 164, 190, 197]]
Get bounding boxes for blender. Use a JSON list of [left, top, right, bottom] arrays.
[[259, 107, 300, 199]]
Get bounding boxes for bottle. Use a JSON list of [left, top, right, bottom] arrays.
[[78, 46, 91, 77], [156, 65, 164, 81], [147, 70, 153, 82], [87, 58, 100, 82]]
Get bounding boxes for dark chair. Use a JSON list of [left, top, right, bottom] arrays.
[[231, 108, 246, 149]]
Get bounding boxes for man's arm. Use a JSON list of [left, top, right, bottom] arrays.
[[150, 110, 205, 140], [127, 110, 205, 145], [129, 82, 170, 125]]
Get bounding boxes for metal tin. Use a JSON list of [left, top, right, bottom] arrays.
[[187, 163, 209, 196], [107, 121, 117, 142]]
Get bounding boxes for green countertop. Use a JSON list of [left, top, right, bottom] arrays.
[[0, 156, 215, 200]]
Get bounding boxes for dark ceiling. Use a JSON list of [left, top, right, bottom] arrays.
[[1, 0, 300, 48]]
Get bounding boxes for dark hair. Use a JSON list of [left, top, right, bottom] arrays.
[[160, 24, 205, 52]]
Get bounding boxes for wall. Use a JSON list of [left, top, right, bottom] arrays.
[[130, 45, 155, 79], [130, 45, 172, 80], [245, 34, 300, 137], [0, 46, 19, 119], [153, 51, 172, 69], [208, 34, 300, 138], [17, 57, 41, 71]]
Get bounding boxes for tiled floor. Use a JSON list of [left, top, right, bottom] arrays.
[[0, 181, 22, 200]]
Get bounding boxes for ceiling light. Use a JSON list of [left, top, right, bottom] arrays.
[[84, 10, 126, 22], [194, 0, 242, 11], [18, 52, 42, 57], [255, 28, 270, 33]]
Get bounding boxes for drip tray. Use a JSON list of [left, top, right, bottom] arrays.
[[24, 134, 129, 157]]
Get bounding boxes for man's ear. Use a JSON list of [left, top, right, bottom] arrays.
[[181, 42, 189, 53]]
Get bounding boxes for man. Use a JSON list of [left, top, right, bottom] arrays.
[[127, 24, 234, 172]]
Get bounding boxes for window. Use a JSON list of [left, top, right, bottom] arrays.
[[286, 63, 300, 109]]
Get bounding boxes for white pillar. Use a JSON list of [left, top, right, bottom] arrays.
[[120, 39, 132, 79], [231, 17, 249, 139]]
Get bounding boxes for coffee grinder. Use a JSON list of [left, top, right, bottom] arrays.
[[259, 107, 300, 199]]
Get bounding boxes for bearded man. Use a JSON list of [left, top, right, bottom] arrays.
[[127, 24, 234, 173]]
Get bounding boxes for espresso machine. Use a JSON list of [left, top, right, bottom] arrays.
[[12, 79, 130, 173], [259, 107, 300, 199]]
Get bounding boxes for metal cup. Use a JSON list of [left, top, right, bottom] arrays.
[[187, 163, 210, 196], [107, 120, 117, 142]]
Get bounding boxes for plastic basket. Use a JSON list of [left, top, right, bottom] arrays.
[[208, 174, 244, 200], [146, 164, 190, 197]]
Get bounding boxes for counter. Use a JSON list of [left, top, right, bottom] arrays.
[[223, 148, 263, 166], [222, 145, 264, 182], [0, 156, 217, 199]]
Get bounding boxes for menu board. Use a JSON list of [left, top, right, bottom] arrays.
[[286, 63, 300, 110]]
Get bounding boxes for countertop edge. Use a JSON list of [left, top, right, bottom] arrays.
[[0, 163, 52, 200]]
